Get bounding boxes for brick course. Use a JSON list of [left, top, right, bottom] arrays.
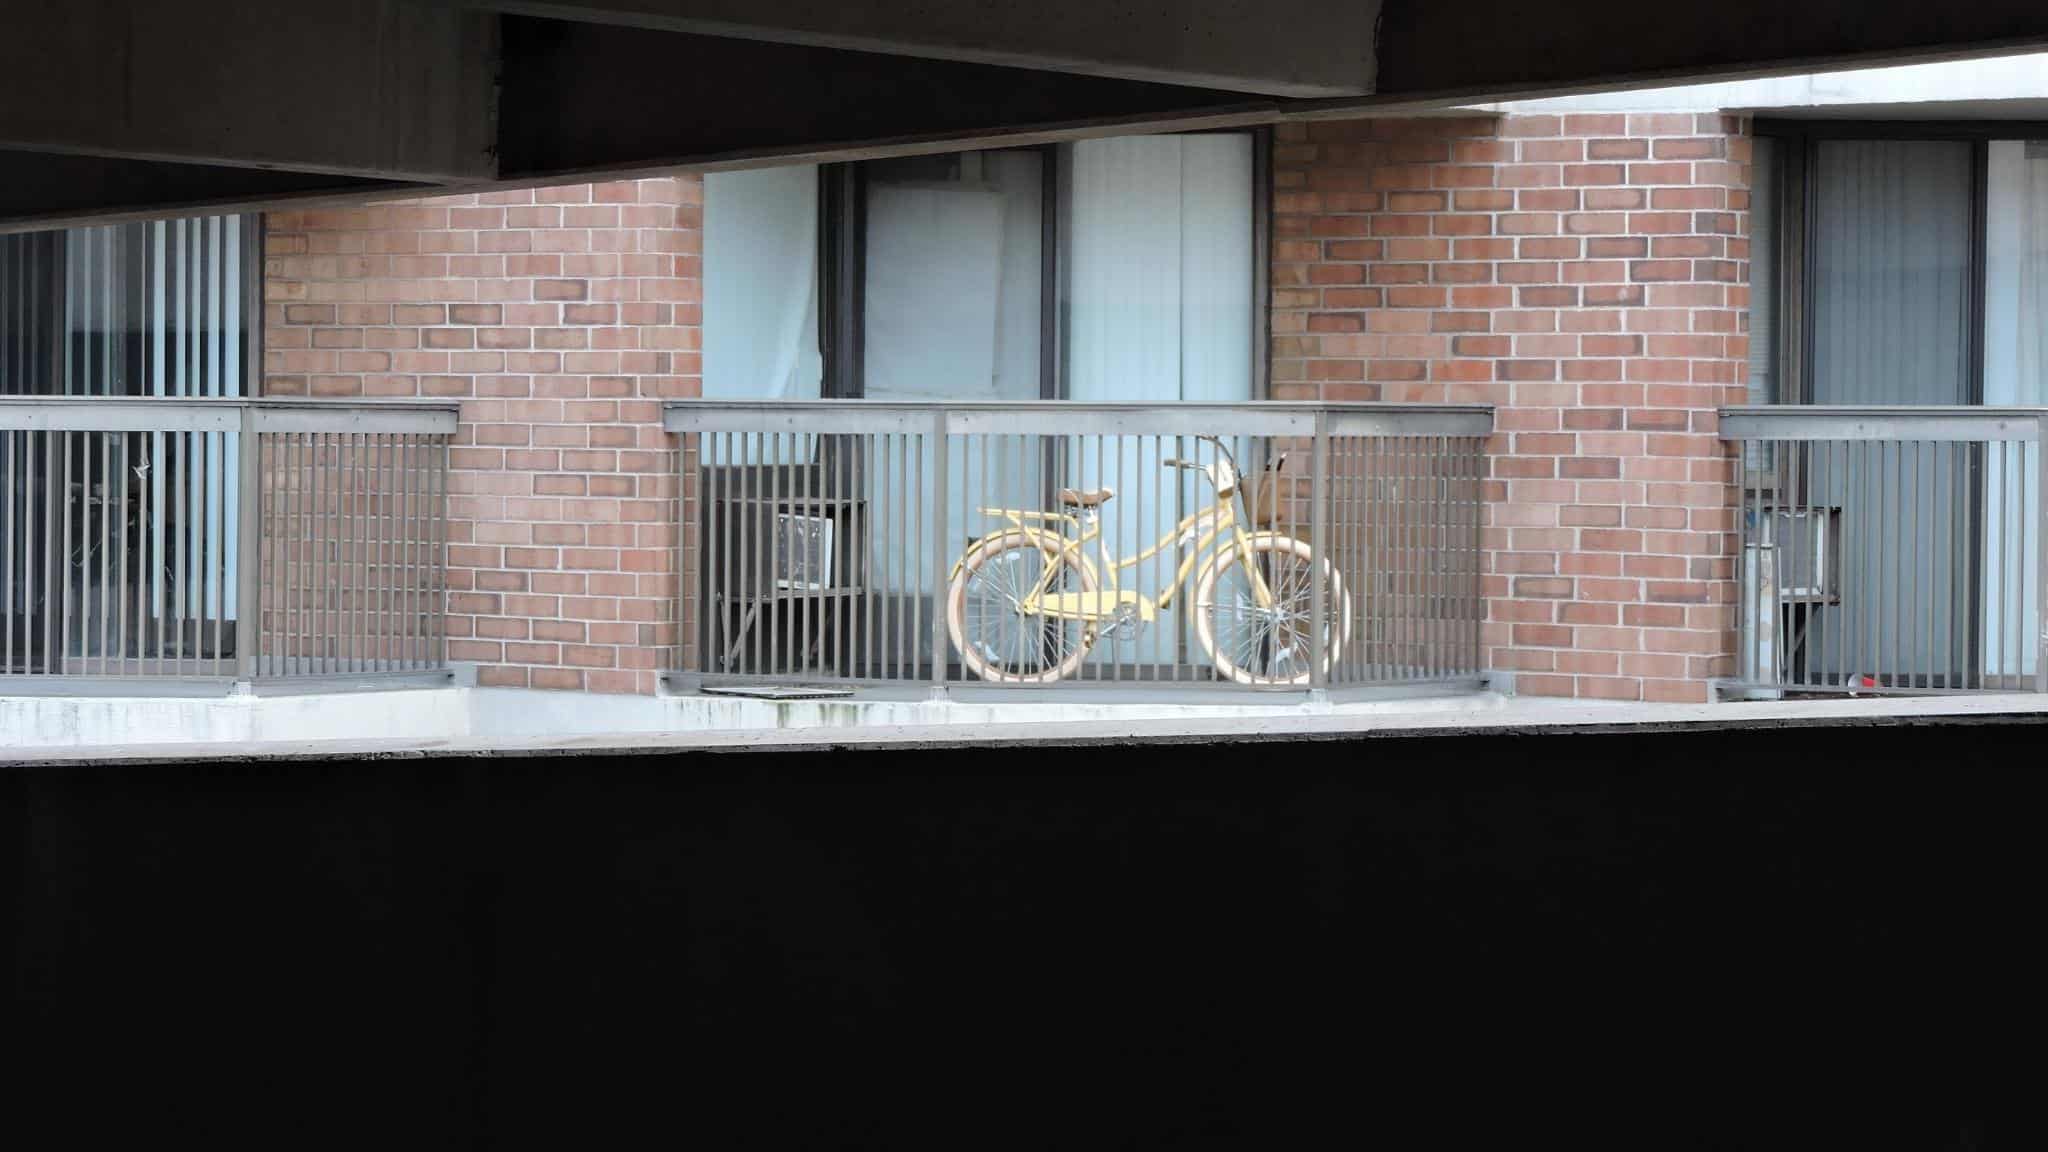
[[263, 177, 703, 694], [1273, 114, 1749, 702]]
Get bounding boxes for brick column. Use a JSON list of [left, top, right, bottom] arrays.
[[1272, 113, 1749, 702], [264, 177, 703, 693]]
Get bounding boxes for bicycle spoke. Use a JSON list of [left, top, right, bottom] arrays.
[[960, 539, 1088, 680], [1204, 544, 1333, 684]]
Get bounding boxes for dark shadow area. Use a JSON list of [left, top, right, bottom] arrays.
[[0, 150, 420, 231], [5, 719, 2025, 1148], [495, 16, 1268, 177]]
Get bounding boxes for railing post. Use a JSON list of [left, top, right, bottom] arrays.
[[676, 431, 694, 680], [236, 403, 261, 682], [1309, 411, 1329, 690], [2037, 415, 2046, 694], [930, 409, 951, 695]]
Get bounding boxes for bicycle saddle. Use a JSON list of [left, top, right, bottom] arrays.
[[1056, 486, 1115, 507]]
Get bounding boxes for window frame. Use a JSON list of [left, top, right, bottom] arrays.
[[814, 128, 1272, 403], [1751, 119, 2048, 685], [1751, 118, 2048, 408]]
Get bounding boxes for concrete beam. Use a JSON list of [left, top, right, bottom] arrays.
[[0, 0, 496, 182], [0, 151, 424, 235], [470, 0, 1378, 98], [16, 0, 2048, 232], [494, 17, 1275, 180], [1368, 0, 2048, 106]]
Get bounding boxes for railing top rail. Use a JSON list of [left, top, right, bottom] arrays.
[[663, 400, 1494, 438], [0, 396, 460, 435], [1719, 405, 2048, 442]]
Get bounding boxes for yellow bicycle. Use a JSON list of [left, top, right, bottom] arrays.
[[944, 436, 1351, 685]]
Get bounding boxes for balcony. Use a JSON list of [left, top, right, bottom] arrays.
[[1720, 406, 2047, 696], [0, 397, 456, 692], [664, 400, 1494, 699]]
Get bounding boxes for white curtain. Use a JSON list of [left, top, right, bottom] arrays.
[[862, 151, 1045, 593], [1065, 133, 1254, 406], [1747, 139, 1778, 410], [1065, 134, 1254, 667], [703, 166, 822, 404], [1982, 141, 2047, 679]]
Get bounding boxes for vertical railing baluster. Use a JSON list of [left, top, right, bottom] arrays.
[[213, 426, 227, 678], [116, 429, 130, 676], [860, 431, 874, 683], [3, 429, 13, 677], [31, 431, 45, 677], [59, 431, 73, 676], [1309, 412, 1329, 691], [354, 430, 368, 675], [285, 430, 299, 675], [237, 407, 260, 680], [95, 429, 108, 674], [931, 411, 950, 693], [718, 431, 734, 677], [399, 433, 415, 673], [1994, 438, 2007, 689], [2035, 418, 2047, 693]]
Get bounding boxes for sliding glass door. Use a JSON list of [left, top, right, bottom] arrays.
[[1982, 140, 2047, 681], [1759, 125, 2047, 687], [697, 133, 1263, 680], [0, 215, 251, 674]]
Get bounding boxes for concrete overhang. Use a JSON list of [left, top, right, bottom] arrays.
[[12, 0, 2048, 226]]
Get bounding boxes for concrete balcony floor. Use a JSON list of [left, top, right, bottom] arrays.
[[6, 683, 2043, 764]]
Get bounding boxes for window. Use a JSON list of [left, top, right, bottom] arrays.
[[1754, 123, 2046, 681], [701, 167, 823, 402], [696, 136, 1265, 676], [1983, 139, 2048, 410], [1, 216, 252, 400], [1752, 122, 2048, 407], [858, 149, 1045, 403], [701, 131, 1266, 406]]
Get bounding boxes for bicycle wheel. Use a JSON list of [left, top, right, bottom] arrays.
[[1193, 534, 1349, 686], [947, 531, 1097, 683]]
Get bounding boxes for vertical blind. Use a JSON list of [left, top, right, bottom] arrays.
[[1807, 142, 1973, 681], [1811, 140, 1973, 407]]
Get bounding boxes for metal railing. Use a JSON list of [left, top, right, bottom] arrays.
[[1721, 406, 2047, 696], [0, 397, 456, 691], [665, 401, 1493, 698]]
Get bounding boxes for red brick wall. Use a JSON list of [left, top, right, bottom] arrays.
[[1272, 114, 1749, 702], [263, 177, 702, 693]]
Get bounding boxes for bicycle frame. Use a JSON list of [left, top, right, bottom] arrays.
[[973, 484, 1276, 626]]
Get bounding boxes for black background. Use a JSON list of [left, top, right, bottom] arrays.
[[5, 721, 2022, 1148]]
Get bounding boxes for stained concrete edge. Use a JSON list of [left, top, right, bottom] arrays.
[[8, 690, 2046, 766]]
